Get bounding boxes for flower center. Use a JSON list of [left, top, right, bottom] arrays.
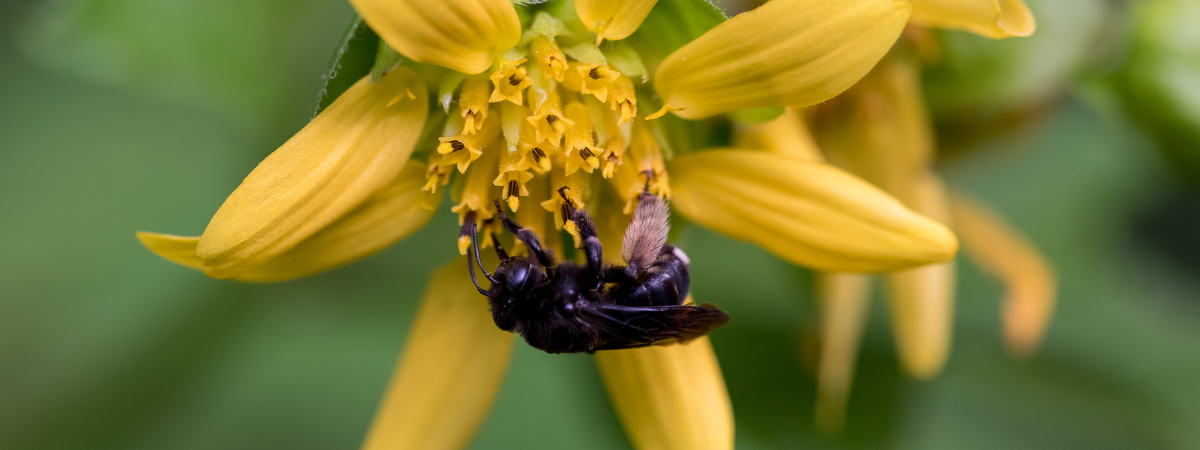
[[418, 10, 668, 252]]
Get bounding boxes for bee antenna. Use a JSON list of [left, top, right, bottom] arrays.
[[471, 220, 498, 285], [461, 212, 495, 297], [466, 250, 491, 297]]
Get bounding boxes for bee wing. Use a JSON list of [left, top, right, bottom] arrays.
[[577, 302, 730, 351], [621, 194, 670, 278]]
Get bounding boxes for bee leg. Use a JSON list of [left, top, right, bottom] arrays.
[[493, 200, 555, 269], [490, 231, 509, 260], [559, 190, 604, 287]]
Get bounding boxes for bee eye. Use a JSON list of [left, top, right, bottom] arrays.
[[506, 264, 531, 293]]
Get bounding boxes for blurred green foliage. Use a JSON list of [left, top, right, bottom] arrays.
[[3, 0, 1200, 449], [1111, 0, 1200, 188], [922, 0, 1109, 155]]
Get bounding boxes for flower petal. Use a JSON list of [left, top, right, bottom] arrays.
[[361, 256, 514, 450], [136, 232, 206, 271], [950, 194, 1055, 358], [596, 336, 733, 450], [349, 0, 521, 74], [196, 68, 427, 279], [137, 162, 439, 282], [235, 161, 440, 282], [735, 108, 825, 162], [669, 150, 958, 272], [575, 0, 660, 44], [653, 0, 911, 119], [909, 0, 1036, 39], [814, 272, 871, 434], [883, 173, 955, 379]]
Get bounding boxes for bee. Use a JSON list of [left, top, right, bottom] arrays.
[[463, 188, 730, 354]]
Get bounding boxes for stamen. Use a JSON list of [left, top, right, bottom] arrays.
[[451, 144, 500, 231], [489, 59, 533, 105], [527, 89, 575, 145], [577, 63, 621, 103], [459, 74, 491, 135], [531, 36, 568, 82], [645, 104, 683, 120], [438, 111, 500, 173], [540, 171, 587, 232], [608, 75, 638, 125]]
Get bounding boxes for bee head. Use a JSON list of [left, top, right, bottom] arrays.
[[488, 258, 547, 331]]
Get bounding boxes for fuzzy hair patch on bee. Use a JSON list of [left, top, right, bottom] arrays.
[[622, 195, 671, 277]]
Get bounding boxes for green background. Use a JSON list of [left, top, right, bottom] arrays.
[[2, 0, 1199, 449]]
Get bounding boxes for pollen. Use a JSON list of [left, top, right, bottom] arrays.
[[578, 63, 621, 103], [494, 169, 534, 211], [422, 153, 453, 194], [489, 59, 534, 105], [459, 74, 491, 135], [437, 136, 483, 173], [451, 145, 500, 231], [562, 102, 603, 176], [608, 75, 637, 125], [540, 172, 587, 232], [531, 36, 568, 82], [527, 89, 575, 145]]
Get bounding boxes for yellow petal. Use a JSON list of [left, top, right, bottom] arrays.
[[653, 0, 911, 119], [136, 232, 206, 271], [596, 336, 733, 450], [349, 0, 521, 74], [138, 162, 439, 282], [883, 173, 955, 379], [814, 54, 933, 192], [574, 0, 660, 44], [814, 272, 871, 434], [670, 150, 957, 272], [235, 162, 439, 282], [361, 256, 514, 450], [735, 108, 824, 163], [197, 68, 427, 279], [949, 194, 1055, 358], [909, 0, 1035, 39]]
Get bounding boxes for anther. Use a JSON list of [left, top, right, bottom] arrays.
[[450, 140, 465, 151]]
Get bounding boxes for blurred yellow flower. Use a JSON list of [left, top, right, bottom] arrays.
[[787, 5, 1054, 429]]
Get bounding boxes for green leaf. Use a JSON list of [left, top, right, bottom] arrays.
[[920, 0, 1107, 154], [313, 17, 379, 117]]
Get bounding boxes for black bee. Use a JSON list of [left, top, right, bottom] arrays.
[[463, 188, 729, 354]]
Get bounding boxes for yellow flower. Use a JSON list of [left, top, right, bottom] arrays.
[[138, 0, 982, 448]]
